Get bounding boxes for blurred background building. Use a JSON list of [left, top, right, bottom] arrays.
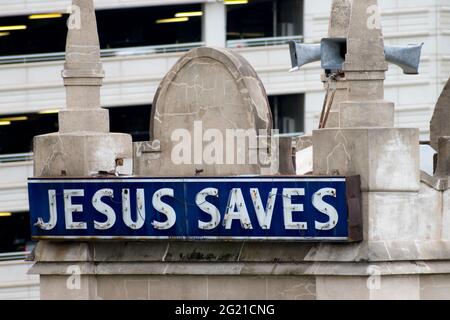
[[0, 0, 448, 299]]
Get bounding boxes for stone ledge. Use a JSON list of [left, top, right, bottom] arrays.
[[28, 260, 450, 277], [421, 171, 450, 191], [33, 240, 450, 264], [306, 241, 450, 262]]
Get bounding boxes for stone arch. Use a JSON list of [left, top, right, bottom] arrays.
[[135, 47, 274, 177], [150, 47, 272, 142]]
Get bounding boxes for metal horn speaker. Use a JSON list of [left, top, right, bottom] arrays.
[[288, 41, 321, 72], [384, 43, 424, 75], [320, 38, 347, 72]]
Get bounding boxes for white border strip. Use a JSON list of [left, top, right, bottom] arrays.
[[29, 177, 346, 184]]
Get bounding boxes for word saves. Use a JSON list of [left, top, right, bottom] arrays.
[[35, 186, 341, 233]]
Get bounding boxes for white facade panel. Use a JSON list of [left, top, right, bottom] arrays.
[[0, 260, 39, 300], [0, 161, 33, 212]]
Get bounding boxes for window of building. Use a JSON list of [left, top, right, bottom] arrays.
[[269, 94, 304, 134], [107, 96, 306, 139], [0, 212, 32, 254], [226, 0, 303, 40], [0, 113, 58, 155], [0, 14, 68, 56], [108, 105, 151, 142], [97, 5, 202, 49], [0, 106, 153, 156], [0, 4, 202, 57]]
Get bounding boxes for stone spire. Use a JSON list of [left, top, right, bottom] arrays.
[[322, 0, 352, 128], [313, 2, 422, 292], [33, 0, 132, 177], [343, 0, 388, 101], [313, 0, 419, 190], [340, 0, 394, 127], [430, 78, 450, 151], [430, 78, 450, 179], [59, 0, 109, 133]]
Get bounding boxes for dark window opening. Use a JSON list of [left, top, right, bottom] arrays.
[[0, 14, 69, 56], [97, 5, 202, 50], [269, 94, 304, 134], [0, 212, 32, 254], [0, 105, 152, 155], [108, 105, 151, 142], [0, 4, 202, 57], [227, 0, 303, 40], [276, 0, 303, 37], [0, 113, 58, 155]]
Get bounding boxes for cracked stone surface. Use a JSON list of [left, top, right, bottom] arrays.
[[313, 128, 420, 191], [134, 46, 273, 177], [34, 133, 132, 177]]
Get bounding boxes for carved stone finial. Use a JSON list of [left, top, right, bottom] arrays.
[[321, 0, 352, 128], [33, 0, 133, 178], [59, 0, 109, 133], [430, 78, 450, 151]]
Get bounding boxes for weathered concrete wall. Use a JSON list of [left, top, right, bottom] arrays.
[[31, 230, 450, 300]]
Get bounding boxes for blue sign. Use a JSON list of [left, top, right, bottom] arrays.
[[28, 176, 362, 241]]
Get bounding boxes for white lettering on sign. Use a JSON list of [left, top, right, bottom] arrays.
[[223, 188, 253, 230], [197, 188, 221, 230], [282, 188, 307, 230], [122, 188, 146, 230], [251, 188, 277, 229], [35, 190, 58, 230], [313, 188, 339, 230], [92, 189, 116, 230], [151, 188, 176, 230], [38, 185, 342, 234], [64, 189, 86, 230]]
